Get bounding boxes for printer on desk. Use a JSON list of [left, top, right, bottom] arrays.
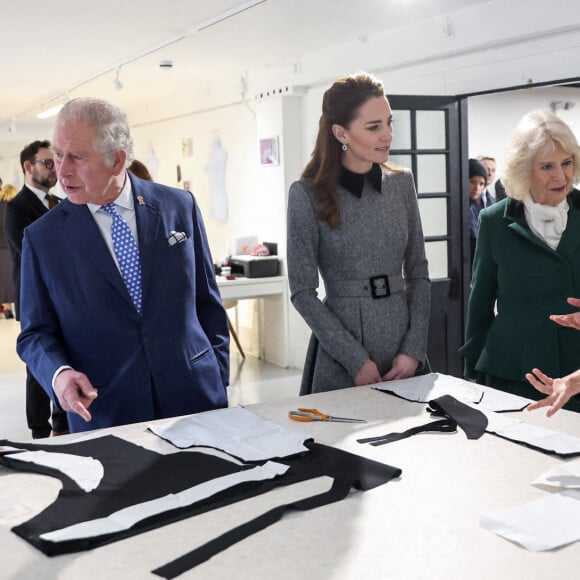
[[229, 241, 280, 278], [229, 255, 279, 278]]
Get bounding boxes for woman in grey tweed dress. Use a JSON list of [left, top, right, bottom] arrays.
[[287, 72, 430, 394]]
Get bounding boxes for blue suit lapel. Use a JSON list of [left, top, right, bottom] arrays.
[[131, 181, 161, 304], [61, 201, 133, 307]]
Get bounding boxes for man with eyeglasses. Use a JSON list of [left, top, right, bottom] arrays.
[[4, 140, 69, 438]]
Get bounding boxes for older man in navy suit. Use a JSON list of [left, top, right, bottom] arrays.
[[17, 98, 229, 433]]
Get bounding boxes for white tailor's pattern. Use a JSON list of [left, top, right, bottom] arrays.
[[101, 203, 142, 315]]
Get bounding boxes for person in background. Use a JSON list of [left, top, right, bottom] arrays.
[[468, 158, 488, 266], [0, 184, 18, 319], [128, 159, 153, 181], [17, 98, 229, 433], [478, 155, 497, 207], [479, 154, 507, 203], [287, 72, 430, 395], [4, 141, 69, 438], [461, 110, 580, 412], [526, 296, 580, 416]]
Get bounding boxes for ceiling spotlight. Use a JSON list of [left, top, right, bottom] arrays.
[[114, 67, 124, 91]]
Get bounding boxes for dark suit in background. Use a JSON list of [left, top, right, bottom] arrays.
[[4, 185, 68, 437]]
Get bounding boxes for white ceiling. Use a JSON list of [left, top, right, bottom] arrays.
[[0, 0, 486, 148]]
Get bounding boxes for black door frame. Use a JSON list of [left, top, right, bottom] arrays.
[[389, 95, 467, 377]]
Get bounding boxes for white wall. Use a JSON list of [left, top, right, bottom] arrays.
[[131, 102, 259, 261], [468, 86, 580, 178]]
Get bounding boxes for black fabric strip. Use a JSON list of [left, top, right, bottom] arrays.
[[428, 395, 488, 440], [152, 478, 352, 579], [357, 418, 456, 446]]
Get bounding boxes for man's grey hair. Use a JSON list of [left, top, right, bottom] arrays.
[[56, 98, 134, 167]]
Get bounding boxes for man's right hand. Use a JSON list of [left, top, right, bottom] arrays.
[[54, 369, 98, 422]]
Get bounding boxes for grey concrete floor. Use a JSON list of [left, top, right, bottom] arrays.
[[0, 318, 302, 441]]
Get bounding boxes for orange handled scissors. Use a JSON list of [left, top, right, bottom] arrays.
[[288, 408, 366, 423]]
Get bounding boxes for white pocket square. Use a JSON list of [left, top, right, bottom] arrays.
[[168, 231, 188, 246]]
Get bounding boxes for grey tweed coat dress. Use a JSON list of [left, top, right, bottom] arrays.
[[287, 167, 431, 394]]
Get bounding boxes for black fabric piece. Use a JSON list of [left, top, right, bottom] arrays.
[[357, 418, 457, 446], [428, 395, 488, 440], [153, 477, 353, 579], [0, 435, 401, 558], [338, 163, 382, 198]]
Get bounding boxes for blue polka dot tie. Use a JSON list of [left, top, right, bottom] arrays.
[[101, 203, 142, 315]]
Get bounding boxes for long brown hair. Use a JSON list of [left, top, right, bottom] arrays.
[[302, 72, 386, 228]]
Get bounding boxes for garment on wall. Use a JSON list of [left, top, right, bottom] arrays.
[[0, 434, 401, 569], [204, 139, 229, 222], [145, 145, 160, 181]]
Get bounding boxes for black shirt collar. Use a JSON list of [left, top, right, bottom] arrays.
[[339, 163, 382, 198]]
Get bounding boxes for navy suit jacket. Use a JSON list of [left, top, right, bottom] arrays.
[[17, 175, 229, 432]]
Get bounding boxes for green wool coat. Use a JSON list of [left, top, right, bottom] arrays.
[[461, 190, 580, 399]]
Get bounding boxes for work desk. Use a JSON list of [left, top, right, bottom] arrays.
[[217, 275, 289, 366], [1, 376, 579, 579], [216, 275, 286, 301]]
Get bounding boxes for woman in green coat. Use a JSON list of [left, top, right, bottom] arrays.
[[461, 110, 580, 412]]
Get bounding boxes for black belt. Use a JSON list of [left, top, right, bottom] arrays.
[[325, 274, 405, 299]]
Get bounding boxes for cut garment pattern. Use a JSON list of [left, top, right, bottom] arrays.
[[373, 389, 580, 457], [0, 434, 401, 574]]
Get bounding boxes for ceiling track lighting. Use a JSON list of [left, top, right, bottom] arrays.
[[114, 67, 124, 91], [36, 104, 65, 119], [3, 1, 267, 129]]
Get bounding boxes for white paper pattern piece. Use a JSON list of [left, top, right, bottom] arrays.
[[480, 490, 580, 551], [149, 406, 311, 461], [476, 387, 532, 413], [374, 373, 483, 404], [482, 410, 580, 456], [40, 461, 289, 543], [5, 450, 104, 493], [375, 373, 531, 412], [533, 458, 580, 489]]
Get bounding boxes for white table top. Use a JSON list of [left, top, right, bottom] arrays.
[[1, 375, 579, 580], [216, 275, 286, 301]]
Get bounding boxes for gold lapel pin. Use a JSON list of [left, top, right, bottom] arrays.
[[137, 196, 145, 206]]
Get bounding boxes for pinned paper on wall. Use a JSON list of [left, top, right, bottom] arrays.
[[181, 137, 194, 158]]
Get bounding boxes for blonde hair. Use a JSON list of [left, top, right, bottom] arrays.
[[0, 184, 18, 202], [503, 110, 580, 201]]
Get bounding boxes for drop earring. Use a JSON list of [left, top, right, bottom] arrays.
[[341, 143, 348, 151]]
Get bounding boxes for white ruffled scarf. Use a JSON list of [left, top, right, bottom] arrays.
[[523, 196, 569, 250]]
